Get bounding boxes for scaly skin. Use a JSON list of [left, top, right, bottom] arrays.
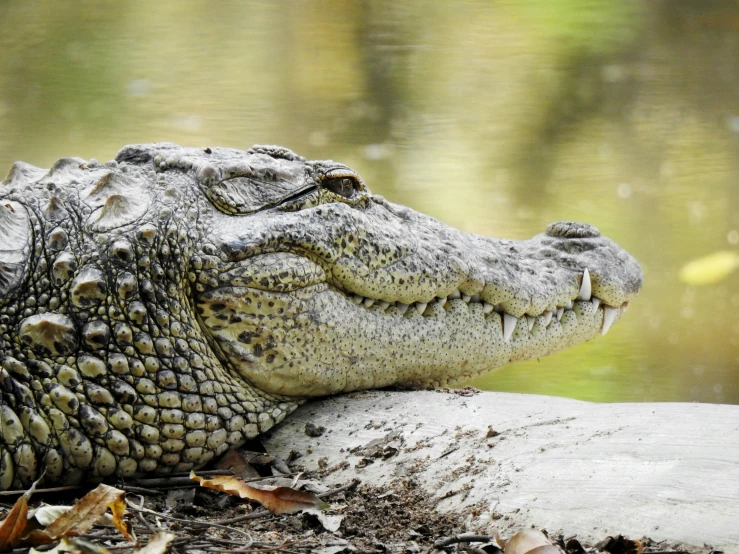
[[0, 143, 642, 489]]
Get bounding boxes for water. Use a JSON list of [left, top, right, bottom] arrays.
[[1, 0, 737, 404]]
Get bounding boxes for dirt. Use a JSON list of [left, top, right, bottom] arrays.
[[0, 439, 722, 554]]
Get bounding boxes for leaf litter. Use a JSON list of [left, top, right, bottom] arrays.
[[0, 444, 722, 554]]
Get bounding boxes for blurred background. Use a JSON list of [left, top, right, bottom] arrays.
[[1, 0, 737, 404]]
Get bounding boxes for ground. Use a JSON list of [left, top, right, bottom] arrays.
[[0, 436, 719, 554]]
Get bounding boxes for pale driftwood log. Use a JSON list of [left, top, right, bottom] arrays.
[[264, 390, 739, 553]]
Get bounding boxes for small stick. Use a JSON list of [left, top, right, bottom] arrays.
[[433, 533, 492, 548], [0, 485, 83, 496], [316, 478, 360, 498]]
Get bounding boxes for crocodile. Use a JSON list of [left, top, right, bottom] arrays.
[[0, 143, 642, 490]]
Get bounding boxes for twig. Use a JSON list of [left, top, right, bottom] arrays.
[[211, 508, 270, 525], [136, 510, 158, 534], [316, 478, 360, 498], [433, 533, 492, 548], [0, 485, 84, 496], [120, 485, 165, 496], [125, 501, 254, 541]]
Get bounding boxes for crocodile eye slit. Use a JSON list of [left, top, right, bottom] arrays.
[[323, 177, 357, 198]]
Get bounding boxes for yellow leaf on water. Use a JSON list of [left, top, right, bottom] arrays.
[[679, 250, 739, 285]]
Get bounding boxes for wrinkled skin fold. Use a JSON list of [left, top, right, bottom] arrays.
[[0, 143, 642, 489]]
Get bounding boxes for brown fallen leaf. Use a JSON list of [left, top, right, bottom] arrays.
[[499, 529, 560, 554], [42, 484, 133, 543], [595, 535, 642, 554], [0, 478, 38, 550], [213, 449, 260, 479], [191, 471, 329, 514]]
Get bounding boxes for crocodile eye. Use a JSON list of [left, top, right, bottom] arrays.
[[324, 177, 357, 199]]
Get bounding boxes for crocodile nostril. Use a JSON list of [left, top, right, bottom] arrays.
[[545, 221, 601, 239]]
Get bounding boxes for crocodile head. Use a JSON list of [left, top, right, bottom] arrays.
[[122, 144, 641, 397], [0, 142, 641, 487]]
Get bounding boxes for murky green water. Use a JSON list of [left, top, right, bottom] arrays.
[[1, 1, 737, 404]]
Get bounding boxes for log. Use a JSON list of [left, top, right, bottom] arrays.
[[264, 390, 739, 552]]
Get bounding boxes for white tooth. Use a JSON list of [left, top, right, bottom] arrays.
[[449, 289, 461, 300], [543, 311, 553, 327], [415, 302, 427, 314], [462, 294, 471, 303], [437, 296, 447, 308], [363, 298, 375, 308], [352, 294, 363, 304], [621, 302, 629, 314], [483, 302, 494, 314], [527, 316, 535, 331], [565, 299, 573, 310], [602, 306, 619, 335], [396, 303, 409, 315], [556, 307, 564, 320], [503, 313, 517, 342], [470, 293, 481, 303], [378, 301, 390, 310], [577, 268, 592, 301], [591, 297, 601, 310]]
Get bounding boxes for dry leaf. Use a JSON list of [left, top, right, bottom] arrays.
[[526, 546, 564, 554], [502, 529, 553, 554], [305, 509, 344, 532], [134, 531, 175, 554], [213, 449, 260, 479], [0, 489, 30, 550], [43, 484, 133, 543], [0, 477, 41, 550], [31, 506, 74, 527], [191, 471, 329, 514], [31, 506, 116, 529], [30, 536, 113, 554]]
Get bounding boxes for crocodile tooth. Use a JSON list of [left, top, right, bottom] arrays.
[[564, 299, 574, 310], [363, 298, 375, 308], [448, 289, 461, 300], [556, 307, 564, 321], [462, 294, 471, 303], [470, 293, 481, 303], [378, 301, 390, 310], [577, 268, 592, 301], [482, 302, 494, 314], [437, 297, 447, 308], [415, 302, 427, 314], [621, 302, 629, 314], [351, 294, 363, 305], [591, 297, 601, 310], [527, 316, 535, 331], [602, 306, 619, 335], [503, 313, 517, 342], [396, 303, 409, 315], [542, 310, 553, 327]]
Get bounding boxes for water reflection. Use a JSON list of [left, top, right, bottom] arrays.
[[0, 0, 737, 403]]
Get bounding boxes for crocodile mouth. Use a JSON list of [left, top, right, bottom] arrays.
[[197, 261, 629, 397], [336, 268, 627, 340]]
